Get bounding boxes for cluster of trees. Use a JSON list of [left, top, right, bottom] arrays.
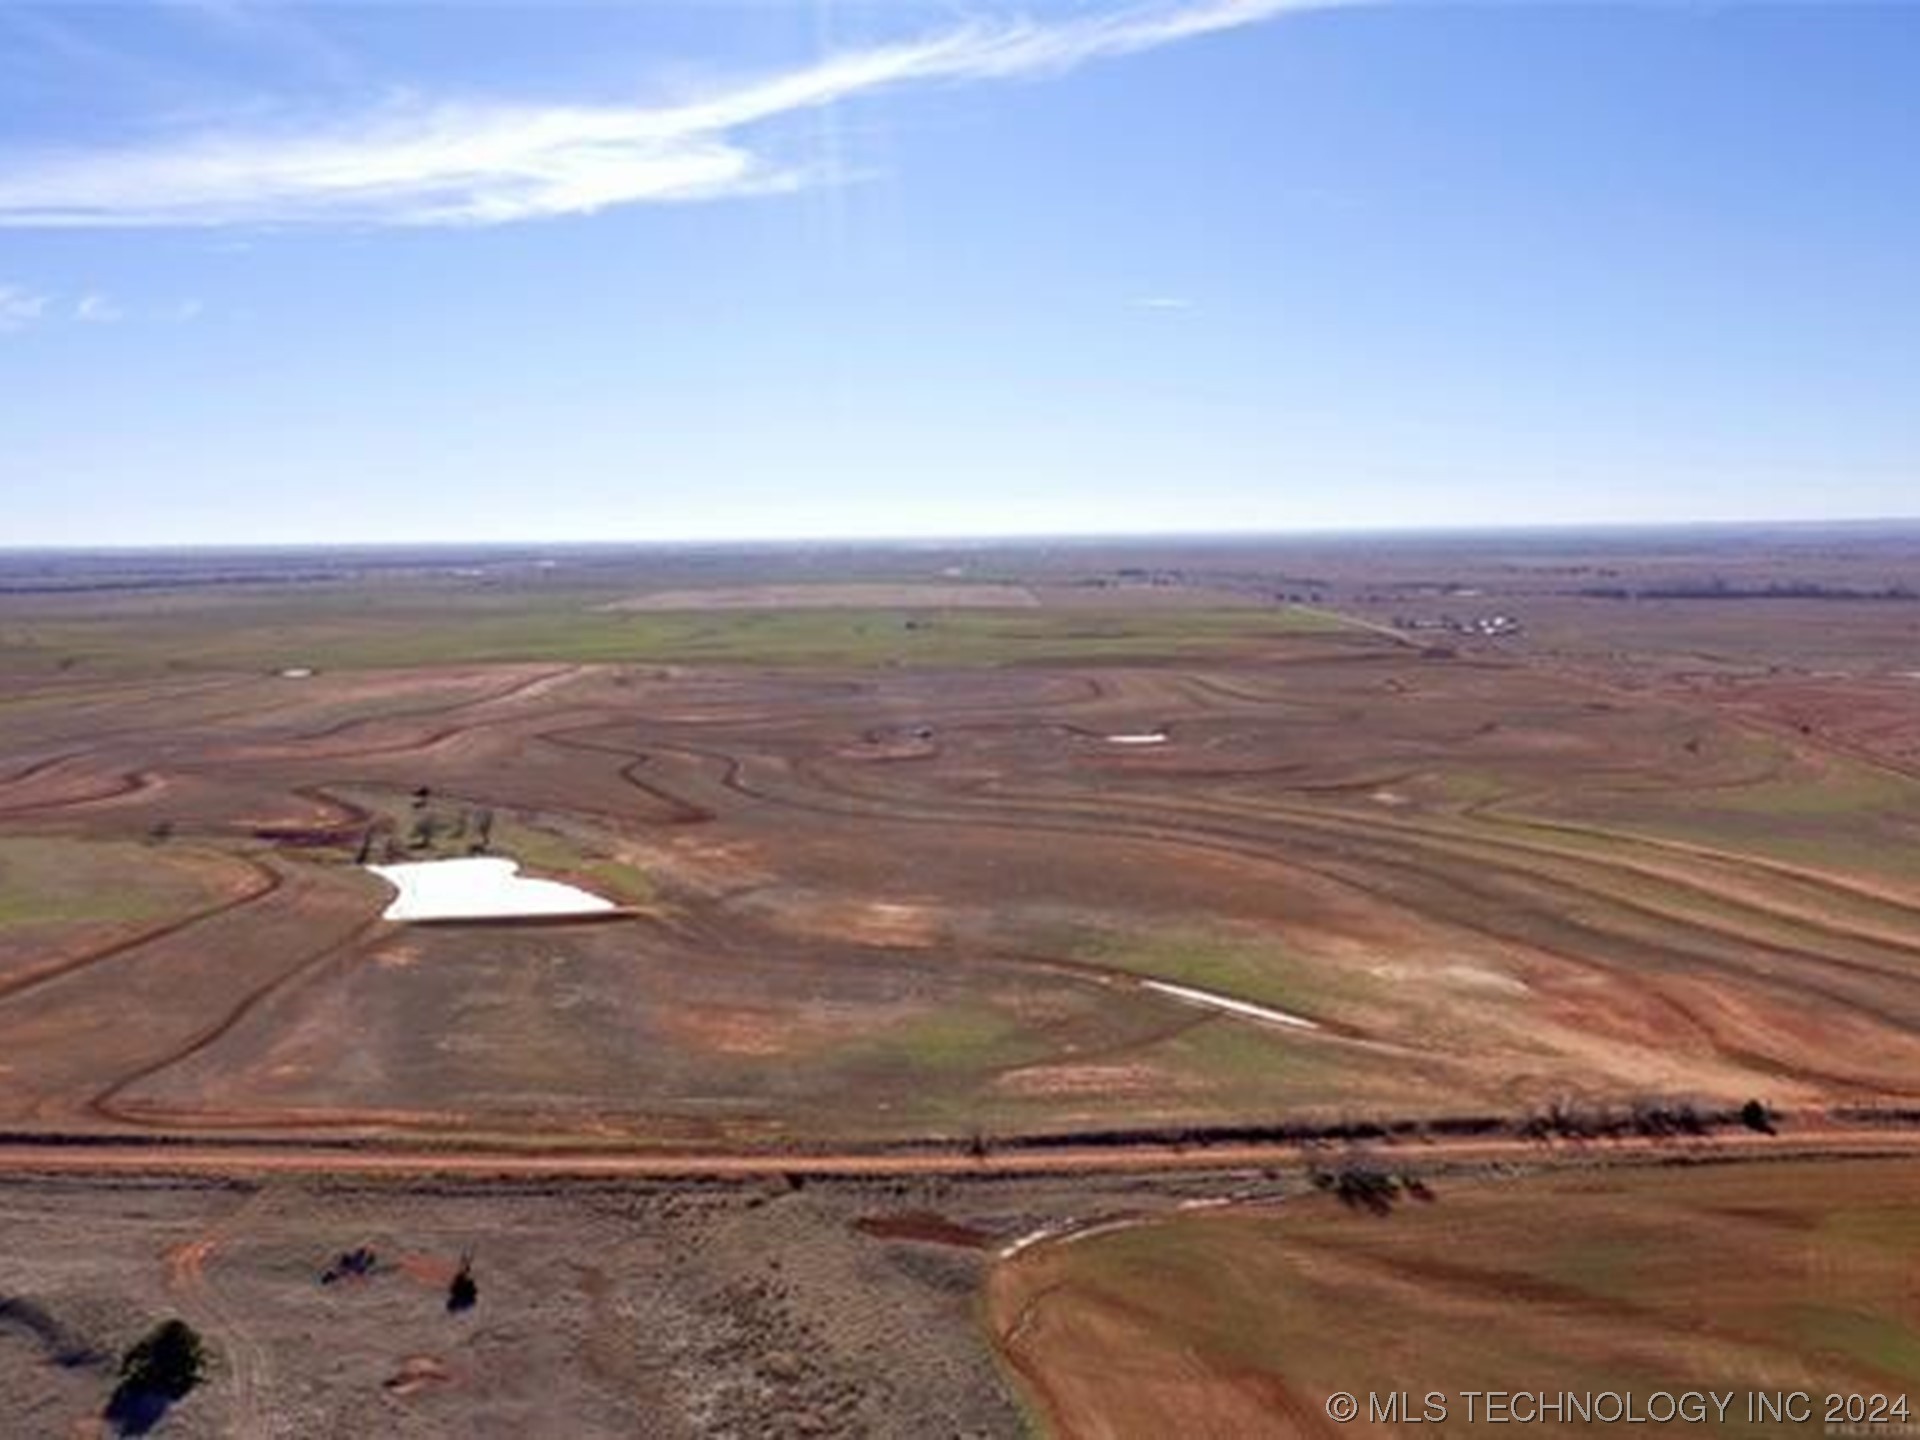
[[1308, 1163, 1436, 1216], [1517, 1098, 1771, 1141], [353, 788, 494, 864], [956, 1102, 1780, 1159], [956, 1115, 1507, 1155], [1577, 580, 1919, 602]]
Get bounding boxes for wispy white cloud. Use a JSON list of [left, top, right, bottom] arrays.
[[1133, 295, 1195, 310], [0, 284, 51, 331], [0, 284, 205, 332], [75, 292, 125, 323], [0, 0, 1353, 230], [162, 0, 360, 86]]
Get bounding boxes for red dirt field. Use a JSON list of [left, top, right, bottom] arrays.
[[9, 540, 1920, 1435], [7, 601, 1920, 1148]]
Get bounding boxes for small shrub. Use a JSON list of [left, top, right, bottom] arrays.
[[116, 1319, 204, 1401], [105, 1319, 205, 1432], [447, 1254, 477, 1313], [1311, 1162, 1401, 1216]]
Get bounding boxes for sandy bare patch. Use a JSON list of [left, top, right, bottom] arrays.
[[744, 892, 944, 949], [838, 729, 939, 761], [1368, 959, 1530, 997], [383, 1355, 455, 1397], [624, 836, 771, 896], [669, 1005, 797, 1057]]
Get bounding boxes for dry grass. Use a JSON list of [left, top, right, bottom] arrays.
[[990, 1157, 1920, 1438]]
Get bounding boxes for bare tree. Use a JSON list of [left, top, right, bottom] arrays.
[[407, 812, 439, 851]]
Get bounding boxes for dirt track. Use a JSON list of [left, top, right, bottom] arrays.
[[4, 1112, 1920, 1182]]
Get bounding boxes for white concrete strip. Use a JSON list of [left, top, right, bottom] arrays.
[[1142, 979, 1317, 1031], [369, 856, 616, 922], [998, 1222, 1074, 1260], [997, 1216, 1141, 1260]]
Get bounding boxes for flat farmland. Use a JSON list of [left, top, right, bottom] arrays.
[[988, 1155, 1920, 1438], [5, 564, 1920, 1151]]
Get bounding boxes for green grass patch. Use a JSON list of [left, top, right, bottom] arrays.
[[3, 601, 1347, 675], [1079, 925, 1353, 1017], [1151, 1020, 1336, 1091], [484, 818, 654, 906], [0, 837, 214, 928], [999, 1159, 1920, 1437], [1795, 1307, 1920, 1383], [848, 1002, 1052, 1076]]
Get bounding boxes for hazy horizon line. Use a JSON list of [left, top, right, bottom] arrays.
[[7, 514, 1920, 555]]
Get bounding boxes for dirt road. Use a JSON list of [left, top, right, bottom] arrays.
[[4, 1116, 1919, 1184]]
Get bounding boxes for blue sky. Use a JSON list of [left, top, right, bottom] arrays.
[[0, 1, 1915, 546]]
